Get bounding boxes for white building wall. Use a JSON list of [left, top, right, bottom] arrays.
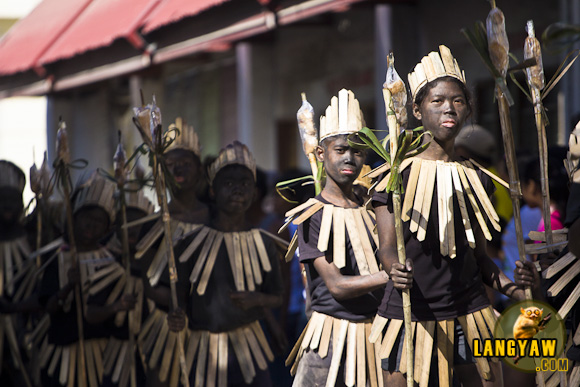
[[0, 0, 46, 207]]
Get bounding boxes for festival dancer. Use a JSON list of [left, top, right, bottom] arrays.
[[0, 160, 36, 387], [38, 172, 118, 387], [370, 46, 528, 387], [85, 187, 155, 387], [134, 117, 210, 387], [285, 89, 388, 387], [167, 141, 285, 387]]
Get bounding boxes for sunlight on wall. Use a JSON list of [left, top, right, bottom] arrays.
[[0, 96, 48, 207]]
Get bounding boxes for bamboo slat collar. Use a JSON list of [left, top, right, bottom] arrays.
[[134, 219, 203, 287], [374, 158, 503, 258], [0, 236, 32, 300], [178, 226, 274, 295], [281, 199, 379, 275], [57, 248, 116, 312]]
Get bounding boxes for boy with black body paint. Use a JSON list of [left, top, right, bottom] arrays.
[[85, 190, 155, 387], [287, 90, 388, 387], [133, 120, 210, 387], [0, 160, 36, 386], [38, 172, 118, 387], [167, 141, 284, 387]]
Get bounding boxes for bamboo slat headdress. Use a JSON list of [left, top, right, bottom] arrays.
[[0, 160, 25, 193], [73, 172, 117, 223], [408, 45, 466, 102], [208, 141, 257, 183], [166, 117, 201, 157], [124, 190, 154, 216], [319, 88, 365, 141]]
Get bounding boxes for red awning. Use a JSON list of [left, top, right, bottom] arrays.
[[0, 0, 366, 96], [39, 0, 160, 66], [0, 0, 92, 75], [142, 0, 231, 34], [0, 0, 228, 76]]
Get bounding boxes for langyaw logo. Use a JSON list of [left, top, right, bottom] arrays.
[[472, 301, 567, 373]]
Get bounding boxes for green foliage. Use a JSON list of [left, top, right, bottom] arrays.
[[542, 23, 580, 53], [348, 127, 430, 193]]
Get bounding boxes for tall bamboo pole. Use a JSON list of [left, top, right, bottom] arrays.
[[486, 3, 533, 300], [56, 123, 88, 386], [113, 141, 137, 387], [30, 151, 52, 264], [152, 156, 190, 387], [133, 99, 190, 387], [383, 82, 413, 387], [120, 197, 138, 387], [525, 20, 553, 252], [496, 88, 533, 300]]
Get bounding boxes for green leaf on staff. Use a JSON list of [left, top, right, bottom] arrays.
[[275, 175, 315, 203], [542, 22, 580, 53]]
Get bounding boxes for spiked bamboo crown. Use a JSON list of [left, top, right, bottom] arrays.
[[166, 117, 201, 157], [319, 89, 365, 141], [408, 45, 466, 102], [0, 160, 25, 193], [73, 172, 117, 223], [208, 141, 257, 184], [123, 190, 155, 215]]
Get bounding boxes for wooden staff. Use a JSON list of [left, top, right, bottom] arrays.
[[55, 122, 88, 386], [384, 52, 413, 387], [524, 20, 553, 251], [30, 151, 53, 264], [113, 138, 137, 387], [133, 99, 190, 387], [152, 152, 190, 387], [487, 4, 532, 300], [30, 159, 43, 264], [495, 89, 532, 300], [297, 93, 322, 195]]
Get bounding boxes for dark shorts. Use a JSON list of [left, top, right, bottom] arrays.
[[292, 338, 345, 387], [381, 319, 475, 373]]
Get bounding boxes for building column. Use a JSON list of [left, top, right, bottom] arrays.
[[236, 41, 276, 170], [236, 42, 253, 148]]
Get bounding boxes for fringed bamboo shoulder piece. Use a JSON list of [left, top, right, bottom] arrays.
[[178, 226, 279, 294], [528, 229, 580, 386], [0, 236, 33, 301], [57, 248, 116, 311], [280, 199, 379, 275], [287, 312, 383, 387], [369, 306, 498, 387], [370, 157, 506, 258], [38, 248, 120, 387], [87, 261, 148, 387], [134, 219, 203, 287]]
